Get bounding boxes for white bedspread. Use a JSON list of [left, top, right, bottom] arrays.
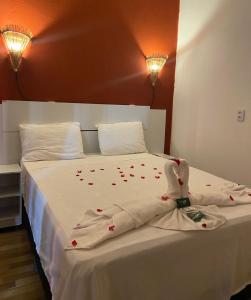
[[22, 153, 251, 300]]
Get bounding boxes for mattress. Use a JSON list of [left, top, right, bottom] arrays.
[[22, 153, 251, 300]]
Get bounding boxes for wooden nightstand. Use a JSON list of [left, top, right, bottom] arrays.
[[0, 164, 22, 228]]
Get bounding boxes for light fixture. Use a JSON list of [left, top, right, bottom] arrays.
[[146, 54, 168, 86], [1, 25, 32, 72]]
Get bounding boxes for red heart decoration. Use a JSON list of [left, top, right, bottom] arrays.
[[96, 208, 103, 212], [155, 176, 160, 179], [88, 182, 94, 185], [202, 223, 207, 228], [108, 224, 115, 231], [161, 195, 169, 201], [130, 174, 134, 177], [72, 240, 78, 247], [171, 159, 181, 166]]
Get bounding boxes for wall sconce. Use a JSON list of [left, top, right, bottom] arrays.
[[146, 54, 168, 86], [1, 25, 32, 72]]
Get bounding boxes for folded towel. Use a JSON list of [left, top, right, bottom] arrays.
[[66, 159, 251, 249], [66, 197, 176, 249], [150, 205, 226, 231], [158, 158, 251, 231]]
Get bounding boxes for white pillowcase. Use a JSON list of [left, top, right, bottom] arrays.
[[97, 121, 147, 155], [19, 122, 85, 161]]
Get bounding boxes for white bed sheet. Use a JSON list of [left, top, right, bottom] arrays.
[[22, 153, 251, 300]]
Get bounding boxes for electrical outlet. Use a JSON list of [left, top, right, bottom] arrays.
[[237, 110, 245, 122]]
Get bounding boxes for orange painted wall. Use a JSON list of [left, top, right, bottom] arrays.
[[0, 0, 179, 152]]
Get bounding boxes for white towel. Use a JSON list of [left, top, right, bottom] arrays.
[[66, 197, 176, 249], [66, 159, 251, 249], [156, 159, 251, 231]]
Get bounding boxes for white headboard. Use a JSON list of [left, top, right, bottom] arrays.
[[0, 100, 166, 164]]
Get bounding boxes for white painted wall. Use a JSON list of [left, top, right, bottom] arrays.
[[172, 0, 251, 186]]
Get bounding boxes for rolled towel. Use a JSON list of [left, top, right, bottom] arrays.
[[66, 197, 176, 249], [163, 160, 180, 199]]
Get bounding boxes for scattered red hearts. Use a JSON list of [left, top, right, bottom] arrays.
[[112, 183, 116, 186], [171, 159, 181, 166], [108, 224, 115, 231], [121, 174, 125, 177], [96, 208, 103, 212], [88, 182, 94, 185], [229, 195, 234, 201], [202, 223, 207, 228], [178, 178, 183, 185], [161, 195, 169, 201], [130, 174, 135, 177], [72, 240, 78, 247], [141, 176, 145, 179], [155, 176, 160, 179]]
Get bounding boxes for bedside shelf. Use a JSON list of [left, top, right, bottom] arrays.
[[0, 164, 22, 228], [0, 186, 20, 199], [0, 203, 19, 219]]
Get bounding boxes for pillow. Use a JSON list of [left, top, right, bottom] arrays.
[[97, 121, 147, 155], [19, 122, 85, 161]]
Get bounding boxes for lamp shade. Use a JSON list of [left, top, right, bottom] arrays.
[[1, 25, 32, 72], [146, 54, 168, 86]]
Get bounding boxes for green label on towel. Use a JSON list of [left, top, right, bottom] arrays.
[[176, 198, 191, 208], [187, 211, 205, 223]]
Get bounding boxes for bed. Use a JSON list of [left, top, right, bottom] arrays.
[[22, 153, 251, 300]]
